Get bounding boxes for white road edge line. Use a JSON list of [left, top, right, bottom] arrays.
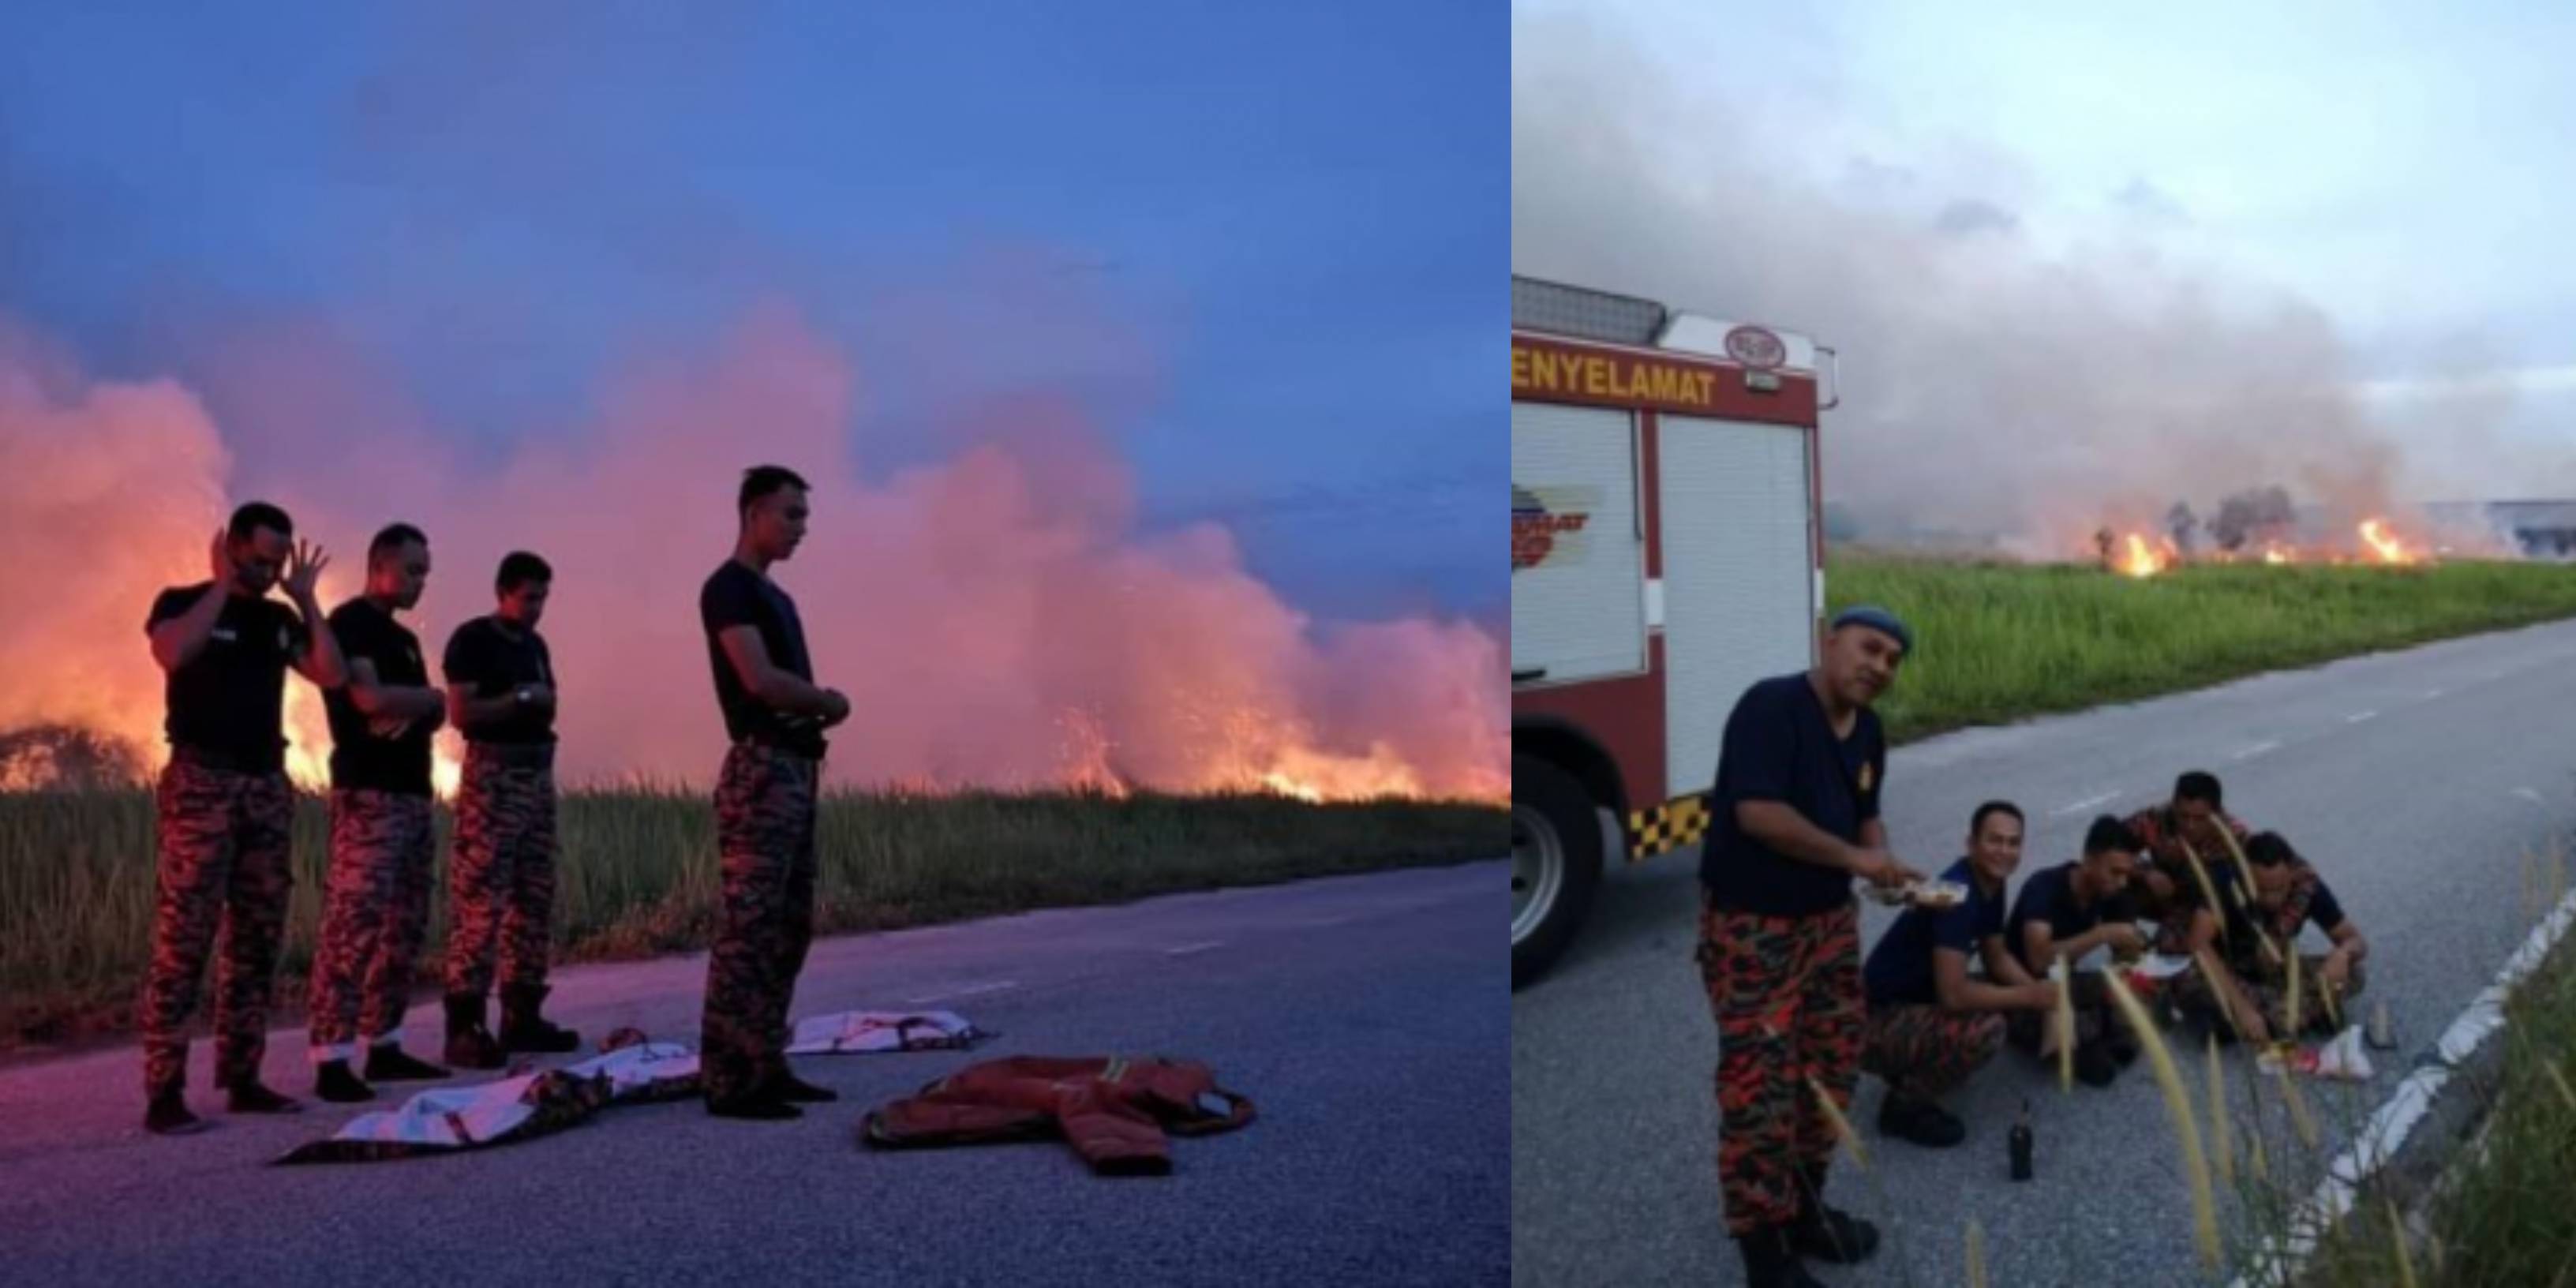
[[1163, 941, 1225, 957], [2230, 740, 2281, 761], [903, 980, 1019, 1005], [2051, 792, 2118, 817], [2226, 885, 2576, 1288], [2346, 710, 2376, 724]]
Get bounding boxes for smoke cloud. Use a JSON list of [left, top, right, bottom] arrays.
[[0, 302, 1504, 801], [1511, 14, 2556, 555]]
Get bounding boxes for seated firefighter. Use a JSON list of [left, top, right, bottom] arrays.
[[2005, 815, 2147, 1087], [2171, 831, 2370, 1045], [2123, 769, 2253, 953], [1860, 802, 2058, 1148]]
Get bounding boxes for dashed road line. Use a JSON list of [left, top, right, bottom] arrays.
[[904, 980, 1019, 1005], [1163, 941, 1226, 957], [2230, 740, 2281, 761], [2050, 792, 2118, 817]]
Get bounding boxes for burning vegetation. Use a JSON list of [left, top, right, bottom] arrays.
[[2091, 486, 2445, 578], [0, 313, 1504, 806]]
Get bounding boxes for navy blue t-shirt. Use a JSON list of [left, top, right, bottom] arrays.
[[2216, 870, 2348, 946], [2005, 861, 2139, 975], [1864, 859, 2006, 1007], [1699, 673, 1885, 917]]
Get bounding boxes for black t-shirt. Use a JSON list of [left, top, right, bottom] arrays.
[[1864, 858, 2006, 1007], [145, 582, 309, 773], [2005, 861, 2140, 975], [1700, 673, 1885, 917], [700, 560, 825, 758], [323, 597, 434, 796], [442, 616, 557, 745]]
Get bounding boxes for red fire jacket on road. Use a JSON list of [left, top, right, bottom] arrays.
[[859, 1055, 1255, 1175]]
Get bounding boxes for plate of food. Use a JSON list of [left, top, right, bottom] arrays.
[[1868, 878, 1968, 908]]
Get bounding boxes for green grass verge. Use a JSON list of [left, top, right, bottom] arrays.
[[2286, 888, 2576, 1286], [1827, 552, 2576, 745], [0, 786, 1505, 1050]]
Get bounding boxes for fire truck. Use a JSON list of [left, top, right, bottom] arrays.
[[1511, 276, 1835, 987]]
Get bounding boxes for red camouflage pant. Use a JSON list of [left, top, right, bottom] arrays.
[[2172, 954, 2367, 1037], [700, 743, 821, 1102], [1699, 899, 1864, 1236], [308, 789, 436, 1056], [1862, 1004, 2005, 1102], [139, 758, 295, 1096], [444, 743, 560, 997]]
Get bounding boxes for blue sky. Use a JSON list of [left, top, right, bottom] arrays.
[[2, 1, 1500, 627]]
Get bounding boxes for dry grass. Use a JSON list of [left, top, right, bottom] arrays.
[[0, 784, 1504, 1048]]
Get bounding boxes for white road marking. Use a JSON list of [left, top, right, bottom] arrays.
[[904, 980, 1019, 1004], [2422, 688, 2447, 699], [2345, 710, 2376, 724], [1163, 941, 1226, 957], [2227, 887, 2576, 1288], [2514, 788, 2547, 806], [2229, 740, 2281, 761], [1294, 915, 1354, 928], [2050, 792, 2117, 817]]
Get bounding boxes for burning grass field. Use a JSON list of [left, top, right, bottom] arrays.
[[1828, 551, 2576, 745], [0, 784, 1505, 1051]]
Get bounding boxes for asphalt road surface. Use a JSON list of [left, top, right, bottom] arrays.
[[0, 860, 1503, 1287], [1514, 618, 2576, 1287]]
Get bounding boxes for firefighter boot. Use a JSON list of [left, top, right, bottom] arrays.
[[1788, 1164, 1881, 1264], [314, 1059, 374, 1103], [444, 993, 507, 1070], [364, 1041, 450, 1082], [1735, 1226, 1828, 1288], [145, 1089, 208, 1136], [500, 984, 581, 1054]]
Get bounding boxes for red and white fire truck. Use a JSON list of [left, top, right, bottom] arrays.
[[1511, 276, 1836, 987]]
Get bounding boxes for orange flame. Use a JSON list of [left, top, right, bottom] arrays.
[[0, 317, 1503, 807], [2117, 533, 2170, 578], [2358, 518, 2418, 565]]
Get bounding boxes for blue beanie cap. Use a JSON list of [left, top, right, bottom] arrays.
[[1830, 605, 1913, 655]]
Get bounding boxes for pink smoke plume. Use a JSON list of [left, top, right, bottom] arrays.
[[0, 305, 1504, 802]]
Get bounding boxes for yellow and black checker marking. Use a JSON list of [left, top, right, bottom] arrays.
[[1627, 794, 1713, 862]]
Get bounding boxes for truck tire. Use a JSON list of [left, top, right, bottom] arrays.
[[1513, 753, 1604, 990]]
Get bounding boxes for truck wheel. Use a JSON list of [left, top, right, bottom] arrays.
[[1513, 753, 1604, 989]]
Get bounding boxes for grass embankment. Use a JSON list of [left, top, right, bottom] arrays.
[[2293, 873, 2576, 1286], [0, 786, 1505, 1050], [1828, 552, 2576, 745]]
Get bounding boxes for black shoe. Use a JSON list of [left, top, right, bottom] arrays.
[[500, 985, 582, 1054], [144, 1091, 208, 1136], [1788, 1200, 1880, 1264], [315, 1060, 375, 1103], [2108, 1035, 2142, 1066], [444, 994, 507, 1070], [2076, 1040, 2121, 1088], [706, 1094, 803, 1121], [766, 1071, 840, 1103], [226, 1080, 302, 1114], [1878, 1094, 1968, 1148], [1735, 1225, 1828, 1288], [365, 1044, 451, 1082]]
